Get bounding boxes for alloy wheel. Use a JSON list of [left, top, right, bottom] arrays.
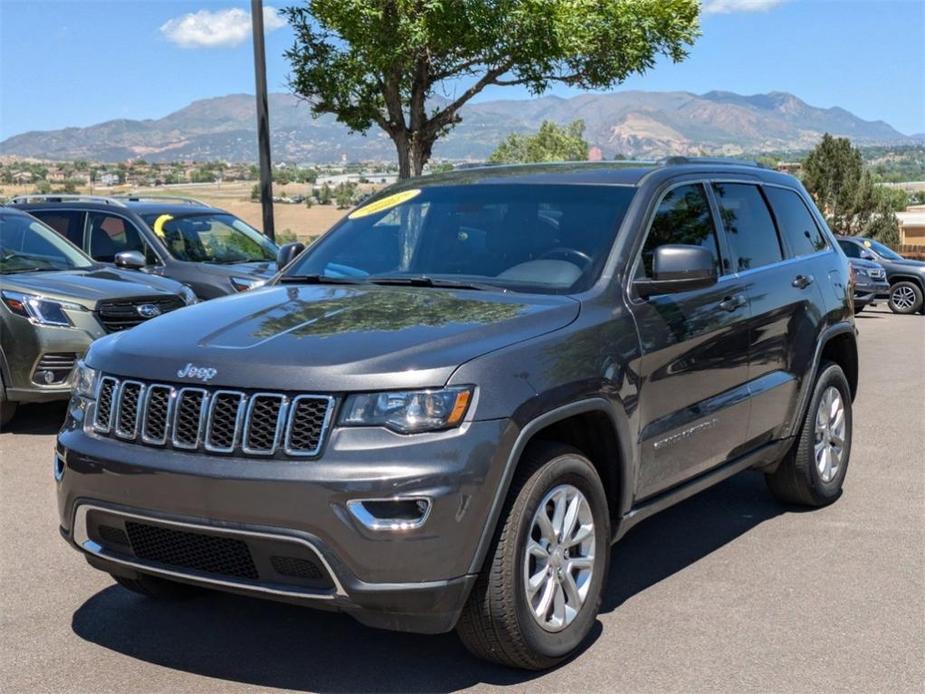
[[892, 285, 917, 311], [814, 386, 846, 483], [523, 484, 595, 632]]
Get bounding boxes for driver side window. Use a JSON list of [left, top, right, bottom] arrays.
[[639, 184, 721, 278]]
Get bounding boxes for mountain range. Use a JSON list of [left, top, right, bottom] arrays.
[[1, 90, 917, 164]]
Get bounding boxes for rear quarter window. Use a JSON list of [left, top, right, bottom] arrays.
[[764, 187, 828, 257], [30, 210, 85, 247]]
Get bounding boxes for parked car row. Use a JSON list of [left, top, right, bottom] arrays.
[[0, 197, 282, 425], [837, 236, 925, 315]]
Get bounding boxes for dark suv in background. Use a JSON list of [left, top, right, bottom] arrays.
[[11, 195, 279, 299], [837, 236, 925, 314], [56, 160, 857, 670]]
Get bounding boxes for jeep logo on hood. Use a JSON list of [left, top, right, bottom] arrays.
[[176, 363, 217, 382]]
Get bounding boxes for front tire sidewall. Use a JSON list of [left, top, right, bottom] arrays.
[[511, 454, 610, 661]]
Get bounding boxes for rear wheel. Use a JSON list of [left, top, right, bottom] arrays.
[[112, 573, 201, 599], [0, 401, 17, 428], [888, 281, 923, 314], [456, 442, 610, 670], [766, 362, 852, 506]]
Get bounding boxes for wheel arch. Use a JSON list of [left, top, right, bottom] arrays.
[[467, 398, 633, 575], [888, 273, 925, 292]]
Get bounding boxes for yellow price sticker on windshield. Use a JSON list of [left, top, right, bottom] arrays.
[[152, 214, 173, 238], [863, 239, 872, 248], [348, 189, 421, 220]]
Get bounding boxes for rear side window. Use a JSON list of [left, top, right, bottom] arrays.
[[639, 183, 720, 278], [838, 240, 862, 258], [764, 187, 827, 257], [87, 213, 148, 263], [30, 211, 85, 247], [712, 183, 782, 272]]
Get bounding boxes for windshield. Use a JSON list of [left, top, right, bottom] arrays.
[[0, 213, 95, 274], [141, 212, 278, 264], [285, 184, 636, 294], [866, 239, 903, 261]]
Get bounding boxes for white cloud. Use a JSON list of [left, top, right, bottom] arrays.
[[160, 6, 286, 48], [702, 0, 786, 14]]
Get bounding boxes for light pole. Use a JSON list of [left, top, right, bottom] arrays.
[[251, 0, 275, 241]]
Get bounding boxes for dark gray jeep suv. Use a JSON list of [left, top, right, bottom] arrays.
[[56, 160, 858, 669]]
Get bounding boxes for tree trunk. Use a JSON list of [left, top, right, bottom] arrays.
[[394, 134, 412, 180]]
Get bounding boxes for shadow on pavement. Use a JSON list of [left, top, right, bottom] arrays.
[[0, 401, 67, 436], [71, 471, 781, 691]]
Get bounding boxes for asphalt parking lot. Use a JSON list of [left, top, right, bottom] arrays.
[[1, 304, 922, 693]]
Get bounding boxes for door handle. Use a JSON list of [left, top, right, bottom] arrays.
[[792, 274, 814, 289], [719, 294, 746, 312]]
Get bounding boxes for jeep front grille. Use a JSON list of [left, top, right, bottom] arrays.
[[91, 376, 334, 458]]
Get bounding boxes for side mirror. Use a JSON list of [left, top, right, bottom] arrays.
[[114, 250, 146, 270], [859, 249, 875, 260], [633, 244, 717, 298], [276, 242, 305, 269]]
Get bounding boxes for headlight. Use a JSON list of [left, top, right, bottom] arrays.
[[1, 290, 83, 326], [74, 361, 99, 398], [855, 268, 869, 279], [230, 276, 266, 292], [179, 285, 199, 305], [341, 386, 473, 434]]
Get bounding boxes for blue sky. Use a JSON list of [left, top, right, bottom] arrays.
[[1, 0, 923, 141]]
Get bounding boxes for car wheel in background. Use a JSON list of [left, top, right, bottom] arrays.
[[0, 401, 17, 428], [888, 281, 923, 314], [456, 442, 610, 670], [766, 361, 852, 507]]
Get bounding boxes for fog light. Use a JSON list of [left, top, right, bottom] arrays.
[[347, 497, 431, 531]]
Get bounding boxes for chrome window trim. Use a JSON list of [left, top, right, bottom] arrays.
[[140, 384, 175, 445], [283, 394, 336, 457], [242, 392, 288, 455], [170, 387, 209, 450], [92, 376, 119, 433], [114, 380, 146, 440], [71, 503, 345, 599], [204, 390, 246, 453]]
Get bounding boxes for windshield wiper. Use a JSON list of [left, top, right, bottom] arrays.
[[278, 274, 364, 285], [368, 275, 502, 292]]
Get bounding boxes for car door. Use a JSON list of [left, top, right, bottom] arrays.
[[711, 182, 826, 447], [629, 181, 753, 500]]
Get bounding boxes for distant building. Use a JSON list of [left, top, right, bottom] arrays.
[[777, 161, 802, 175], [587, 146, 603, 162], [11, 171, 33, 183], [98, 172, 119, 186], [897, 208, 925, 247]]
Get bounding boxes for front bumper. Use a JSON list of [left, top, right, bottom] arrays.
[[56, 414, 516, 633], [853, 279, 890, 306]]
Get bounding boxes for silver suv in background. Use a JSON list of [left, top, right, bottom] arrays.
[[0, 208, 195, 425]]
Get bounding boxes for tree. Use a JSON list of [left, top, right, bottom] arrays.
[[803, 134, 903, 245], [489, 120, 588, 164], [803, 133, 863, 230], [284, 0, 700, 179]]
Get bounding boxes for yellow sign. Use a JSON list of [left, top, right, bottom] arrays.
[[152, 214, 173, 238], [863, 239, 872, 248], [348, 189, 421, 220]]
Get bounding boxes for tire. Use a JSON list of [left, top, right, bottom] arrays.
[[112, 573, 201, 599], [766, 362, 852, 507], [853, 303, 865, 314], [456, 442, 610, 670], [0, 401, 17, 428], [888, 281, 923, 315]]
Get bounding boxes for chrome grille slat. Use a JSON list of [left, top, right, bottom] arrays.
[[114, 380, 145, 439], [89, 376, 332, 459]]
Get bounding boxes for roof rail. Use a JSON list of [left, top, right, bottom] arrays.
[[115, 195, 209, 207], [657, 156, 765, 168], [8, 193, 127, 207]]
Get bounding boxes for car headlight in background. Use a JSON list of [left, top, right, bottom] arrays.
[[341, 386, 473, 434], [74, 361, 99, 398], [1, 290, 84, 327], [230, 276, 267, 293], [179, 285, 199, 305]]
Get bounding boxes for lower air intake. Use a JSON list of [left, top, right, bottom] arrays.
[[125, 522, 259, 580]]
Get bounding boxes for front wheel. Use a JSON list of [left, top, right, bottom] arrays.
[[766, 362, 852, 506], [0, 401, 17, 428], [456, 442, 610, 670], [888, 281, 923, 314]]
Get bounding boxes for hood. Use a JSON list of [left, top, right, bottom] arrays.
[[848, 258, 883, 271], [87, 284, 579, 391], [195, 260, 277, 279], [887, 257, 925, 271], [1, 267, 184, 308]]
